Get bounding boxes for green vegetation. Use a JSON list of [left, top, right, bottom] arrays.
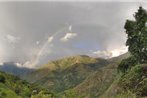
[[119, 65, 147, 97], [0, 71, 55, 98], [118, 56, 137, 73], [24, 55, 109, 95], [23, 53, 129, 98], [115, 6, 147, 98], [118, 6, 147, 73], [60, 89, 85, 98], [125, 6, 147, 64], [100, 7, 147, 98]]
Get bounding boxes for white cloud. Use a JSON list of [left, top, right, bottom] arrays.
[[110, 47, 128, 57], [93, 50, 112, 58], [23, 61, 35, 68], [6, 34, 20, 44], [60, 33, 77, 42], [0, 62, 3, 66], [93, 46, 128, 58], [48, 36, 54, 43], [15, 63, 23, 67], [36, 41, 40, 45]]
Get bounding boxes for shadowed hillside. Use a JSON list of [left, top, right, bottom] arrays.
[[70, 53, 130, 98], [0, 62, 34, 76]]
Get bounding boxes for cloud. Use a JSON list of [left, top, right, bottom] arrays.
[[0, 62, 3, 66], [0, 2, 146, 67], [36, 41, 40, 45], [93, 50, 112, 58], [6, 34, 20, 44], [60, 33, 77, 42], [48, 36, 54, 43], [15, 63, 23, 67], [92, 46, 128, 58], [23, 61, 35, 68], [110, 46, 128, 57]]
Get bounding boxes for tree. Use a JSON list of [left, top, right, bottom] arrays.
[[61, 89, 85, 98], [118, 7, 147, 73], [0, 74, 5, 83], [118, 56, 137, 73], [125, 6, 147, 64], [31, 91, 54, 98]]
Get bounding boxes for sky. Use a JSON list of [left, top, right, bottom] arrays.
[[0, 1, 146, 68]]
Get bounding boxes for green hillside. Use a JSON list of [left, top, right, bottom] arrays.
[[24, 55, 109, 94], [67, 53, 129, 98], [0, 71, 31, 98], [0, 54, 128, 98], [23, 53, 131, 98], [0, 71, 55, 98], [100, 64, 147, 98], [73, 63, 117, 98], [101, 6, 147, 98], [0, 53, 132, 98]]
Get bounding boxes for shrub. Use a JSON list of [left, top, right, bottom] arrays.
[[118, 56, 137, 73], [119, 65, 147, 97], [0, 74, 5, 83]]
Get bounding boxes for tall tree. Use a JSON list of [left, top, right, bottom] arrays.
[[125, 6, 147, 64]]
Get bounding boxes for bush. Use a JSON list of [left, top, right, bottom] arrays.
[[0, 74, 5, 83], [114, 90, 137, 98], [119, 64, 147, 97], [61, 89, 85, 98], [118, 56, 137, 73], [31, 91, 55, 98]]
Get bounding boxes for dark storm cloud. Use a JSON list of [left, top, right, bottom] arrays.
[[0, 2, 146, 67]]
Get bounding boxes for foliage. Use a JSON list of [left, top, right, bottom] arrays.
[[31, 91, 55, 98], [25, 55, 108, 94], [118, 6, 147, 73], [113, 91, 137, 98], [0, 73, 5, 83], [61, 89, 85, 98], [0, 71, 56, 98], [118, 56, 137, 73], [119, 64, 147, 97], [125, 6, 147, 64], [115, 6, 147, 98]]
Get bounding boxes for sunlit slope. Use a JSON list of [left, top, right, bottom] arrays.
[[24, 55, 109, 93]]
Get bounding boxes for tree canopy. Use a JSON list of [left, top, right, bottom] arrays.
[[125, 6, 147, 64], [118, 6, 147, 72]]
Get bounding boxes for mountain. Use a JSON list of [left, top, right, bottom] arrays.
[[0, 62, 34, 76], [73, 61, 117, 98], [69, 53, 130, 98], [3, 52, 144, 98], [23, 55, 109, 94], [23, 53, 131, 98]]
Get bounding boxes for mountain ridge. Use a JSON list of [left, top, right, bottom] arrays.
[[22, 53, 130, 98], [0, 62, 34, 76], [23, 55, 109, 94]]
